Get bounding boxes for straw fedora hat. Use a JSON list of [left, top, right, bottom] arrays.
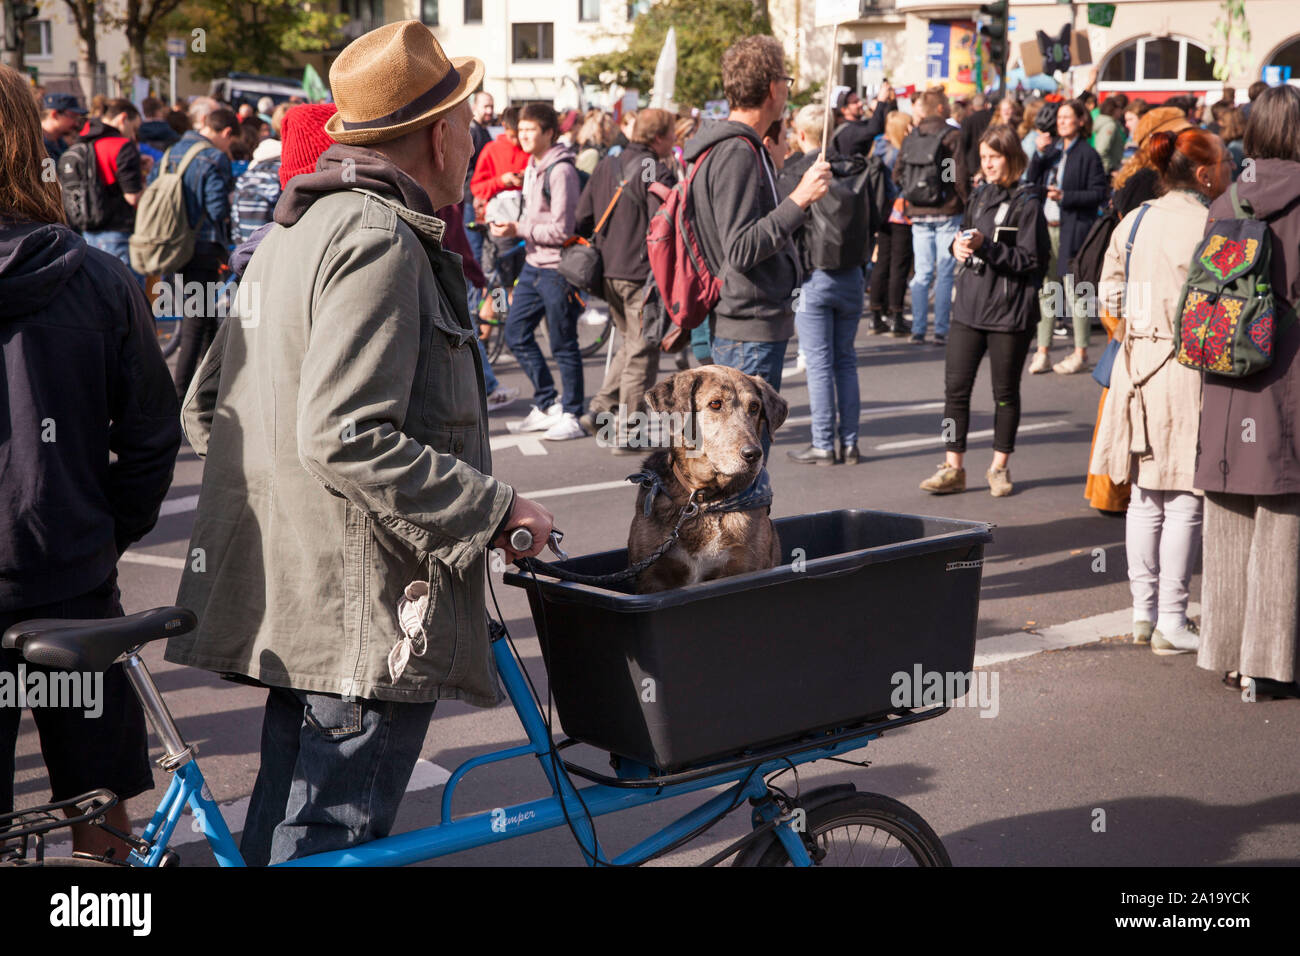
[[325, 20, 484, 146]]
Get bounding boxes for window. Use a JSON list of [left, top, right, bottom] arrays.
[[580, 0, 599, 21], [421, 0, 438, 25], [512, 22, 553, 63], [1271, 37, 1300, 76], [465, 0, 482, 23], [1098, 36, 1220, 89], [23, 20, 52, 58]]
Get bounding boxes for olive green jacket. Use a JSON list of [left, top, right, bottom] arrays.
[[165, 163, 512, 706]]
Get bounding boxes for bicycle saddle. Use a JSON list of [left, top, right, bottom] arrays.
[[2, 606, 197, 672]]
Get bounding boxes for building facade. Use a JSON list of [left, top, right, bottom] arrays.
[[781, 0, 1300, 105]]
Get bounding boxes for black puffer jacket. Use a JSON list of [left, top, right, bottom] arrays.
[[0, 222, 180, 609], [951, 181, 1051, 333]]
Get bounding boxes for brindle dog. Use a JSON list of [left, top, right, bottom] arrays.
[[627, 366, 788, 593]]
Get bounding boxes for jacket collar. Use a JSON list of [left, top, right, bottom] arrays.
[[276, 143, 435, 227]]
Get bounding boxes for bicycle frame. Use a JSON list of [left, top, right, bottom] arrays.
[[124, 627, 891, 867]]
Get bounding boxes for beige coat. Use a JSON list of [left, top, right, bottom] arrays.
[[1090, 189, 1207, 491]]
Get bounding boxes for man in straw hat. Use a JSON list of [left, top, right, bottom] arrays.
[[165, 20, 556, 865]]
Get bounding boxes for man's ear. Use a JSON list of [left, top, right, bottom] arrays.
[[752, 374, 788, 436]]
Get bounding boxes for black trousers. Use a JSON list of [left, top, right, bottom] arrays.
[[172, 244, 227, 402], [943, 320, 1037, 454], [869, 221, 913, 314]]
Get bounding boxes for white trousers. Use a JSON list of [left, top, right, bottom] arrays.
[[1126, 485, 1203, 627]]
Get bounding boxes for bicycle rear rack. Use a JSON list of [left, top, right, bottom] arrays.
[[0, 788, 119, 864]]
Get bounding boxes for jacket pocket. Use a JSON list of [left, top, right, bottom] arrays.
[[421, 309, 481, 428]]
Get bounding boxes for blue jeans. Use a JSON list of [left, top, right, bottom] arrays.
[[83, 229, 143, 287], [795, 268, 863, 450], [505, 263, 584, 416], [711, 333, 789, 459], [466, 282, 501, 394], [909, 215, 962, 337], [240, 686, 437, 866], [691, 318, 713, 364]]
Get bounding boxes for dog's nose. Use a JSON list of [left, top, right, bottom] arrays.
[[739, 444, 762, 463]]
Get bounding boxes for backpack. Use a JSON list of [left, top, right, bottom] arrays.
[[1173, 183, 1295, 378], [129, 140, 210, 276], [897, 125, 953, 208], [56, 140, 113, 232], [540, 155, 590, 207], [864, 146, 895, 228], [801, 155, 874, 273], [645, 138, 763, 350], [1069, 202, 1122, 288]]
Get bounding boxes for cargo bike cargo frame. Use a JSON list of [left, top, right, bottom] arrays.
[[1, 509, 992, 867]]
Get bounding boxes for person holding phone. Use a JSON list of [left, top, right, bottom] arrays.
[[919, 125, 1050, 497]]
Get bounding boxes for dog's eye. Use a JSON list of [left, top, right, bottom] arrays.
[[749, 401, 760, 414], [708, 399, 723, 410]]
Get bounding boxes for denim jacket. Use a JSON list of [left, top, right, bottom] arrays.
[[148, 130, 233, 249]]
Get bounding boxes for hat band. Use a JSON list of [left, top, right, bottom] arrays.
[[340, 66, 462, 131]]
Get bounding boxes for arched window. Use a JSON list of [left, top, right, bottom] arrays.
[[1266, 36, 1300, 76], [1099, 35, 1220, 90]]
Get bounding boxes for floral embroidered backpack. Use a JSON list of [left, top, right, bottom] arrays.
[[1174, 182, 1296, 377]]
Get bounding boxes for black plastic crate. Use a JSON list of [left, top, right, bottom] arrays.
[[503, 509, 993, 772]]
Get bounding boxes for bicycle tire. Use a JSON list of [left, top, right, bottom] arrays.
[[746, 792, 951, 867], [578, 316, 613, 358], [156, 315, 182, 358]]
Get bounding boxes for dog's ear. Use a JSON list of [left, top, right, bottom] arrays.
[[752, 375, 788, 436], [644, 374, 678, 414]]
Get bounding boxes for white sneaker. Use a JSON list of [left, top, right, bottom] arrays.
[[1151, 620, 1200, 656], [1028, 351, 1051, 374], [507, 402, 562, 433], [541, 412, 587, 441], [486, 386, 520, 413]]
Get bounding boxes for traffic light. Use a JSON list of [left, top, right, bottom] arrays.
[[979, 1, 1010, 88]]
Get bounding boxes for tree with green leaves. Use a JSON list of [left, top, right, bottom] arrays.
[[576, 0, 772, 110], [1208, 0, 1251, 83], [143, 0, 345, 84]]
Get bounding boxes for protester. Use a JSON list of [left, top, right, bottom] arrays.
[[958, 91, 992, 186], [231, 131, 282, 243], [41, 92, 85, 159], [1084, 106, 1193, 515], [1120, 98, 1150, 162], [576, 111, 615, 175], [897, 89, 968, 345], [137, 95, 179, 164], [1093, 97, 1127, 175], [472, 105, 528, 291], [463, 90, 495, 264], [831, 83, 896, 159], [996, 96, 1025, 143], [494, 103, 587, 440], [780, 104, 871, 465], [1242, 79, 1268, 120], [165, 22, 555, 866], [1026, 98, 1109, 374], [920, 124, 1049, 496], [575, 107, 676, 452], [684, 34, 830, 436], [148, 104, 237, 401], [1218, 106, 1245, 177], [69, 99, 144, 271], [1195, 85, 1300, 698], [867, 109, 914, 338], [1019, 98, 1044, 163], [1090, 127, 1230, 650], [0, 63, 181, 859]]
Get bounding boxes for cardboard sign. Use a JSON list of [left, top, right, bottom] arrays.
[[1020, 30, 1091, 77]]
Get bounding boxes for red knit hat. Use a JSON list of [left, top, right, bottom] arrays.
[[279, 103, 340, 189]]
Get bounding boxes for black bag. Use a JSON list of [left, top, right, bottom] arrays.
[[557, 167, 628, 293], [803, 155, 874, 272], [864, 148, 894, 230], [1069, 203, 1122, 288], [897, 126, 952, 208], [1034, 101, 1060, 133], [57, 141, 112, 232]]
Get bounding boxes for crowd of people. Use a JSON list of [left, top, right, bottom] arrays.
[[2, 18, 1299, 867]]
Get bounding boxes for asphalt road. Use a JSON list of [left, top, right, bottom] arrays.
[[11, 322, 1299, 866]]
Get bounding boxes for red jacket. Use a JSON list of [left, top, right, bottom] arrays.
[[470, 134, 528, 203]]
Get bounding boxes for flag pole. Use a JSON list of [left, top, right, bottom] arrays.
[[821, 22, 840, 158]]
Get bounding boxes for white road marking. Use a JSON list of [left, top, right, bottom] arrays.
[[783, 400, 945, 429], [120, 553, 187, 569], [974, 604, 1201, 668], [160, 494, 199, 516], [524, 479, 634, 500], [874, 419, 1074, 451], [490, 433, 549, 456], [37, 759, 452, 857]]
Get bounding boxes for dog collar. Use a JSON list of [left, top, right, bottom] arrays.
[[627, 467, 773, 517]]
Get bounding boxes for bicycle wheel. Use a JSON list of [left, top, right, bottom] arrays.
[[155, 315, 182, 358], [578, 314, 614, 358], [748, 792, 951, 867], [484, 318, 508, 364]]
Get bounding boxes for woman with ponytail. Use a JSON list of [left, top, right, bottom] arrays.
[[1090, 127, 1232, 652]]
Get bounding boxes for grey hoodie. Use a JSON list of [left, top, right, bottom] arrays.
[[683, 120, 805, 342]]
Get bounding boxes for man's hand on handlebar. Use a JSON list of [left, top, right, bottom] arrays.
[[493, 495, 555, 562]]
